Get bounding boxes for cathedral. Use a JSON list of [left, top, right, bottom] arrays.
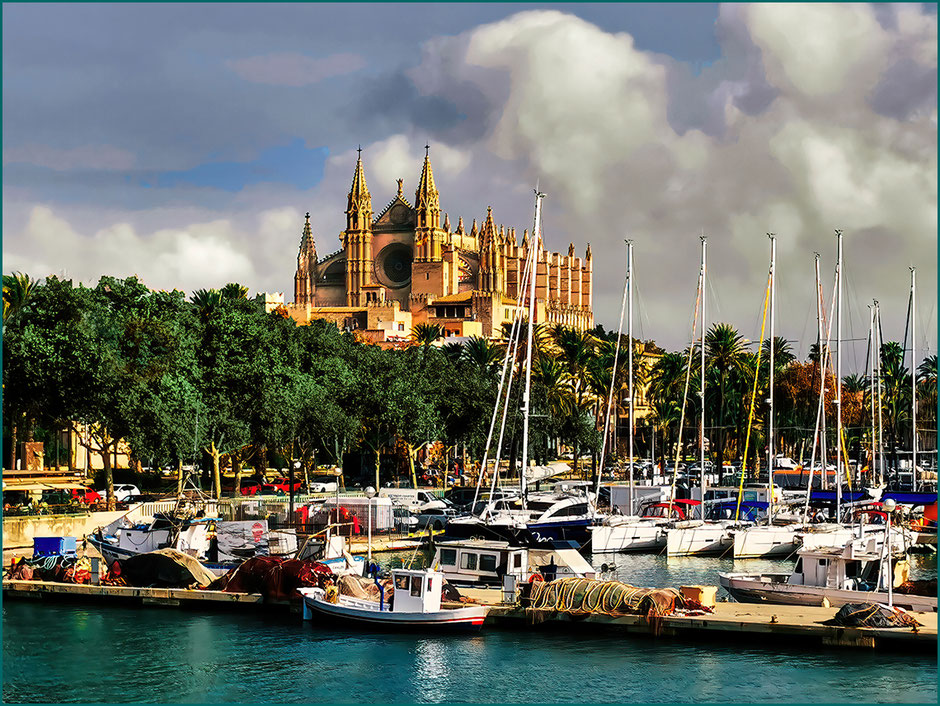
[[284, 148, 593, 344]]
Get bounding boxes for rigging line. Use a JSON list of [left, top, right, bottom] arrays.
[[706, 268, 722, 322], [595, 242, 630, 514], [902, 281, 913, 363], [472, 244, 533, 513], [736, 269, 771, 522], [632, 264, 646, 343], [669, 264, 703, 506]]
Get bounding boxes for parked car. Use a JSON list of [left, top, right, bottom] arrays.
[[393, 506, 419, 533], [415, 507, 462, 531], [113, 484, 141, 503], [265, 477, 304, 494], [239, 480, 265, 496], [308, 476, 339, 493], [70, 488, 103, 504]]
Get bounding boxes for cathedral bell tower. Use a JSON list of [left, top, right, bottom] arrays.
[[411, 145, 449, 299], [293, 212, 317, 307], [344, 148, 374, 306]]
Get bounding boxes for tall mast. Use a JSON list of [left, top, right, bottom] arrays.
[[699, 235, 707, 519], [767, 233, 776, 521], [815, 253, 827, 491], [875, 300, 885, 484], [869, 303, 876, 486], [835, 229, 843, 519], [910, 267, 918, 490], [595, 240, 629, 515], [520, 188, 545, 506], [627, 240, 635, 516]]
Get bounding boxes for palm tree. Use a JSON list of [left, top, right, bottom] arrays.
[[880, 341, 911, 471], [190, 288, 222, 318], [761, 336, 796, 371], [440, 342, 464, 365], [463, 336, 502, 373], [550, 326, 598, 473], [706, 323, 750, 465], [917, 355, 938, 451], [533, 353, 574, 419], [3, 272, 38, 323], [220, 282, 249, 299], [410, 323, 443, 347], [842, 374, 868, 393]]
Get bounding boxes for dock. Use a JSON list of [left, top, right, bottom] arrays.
[[4, 579, 935, 650]]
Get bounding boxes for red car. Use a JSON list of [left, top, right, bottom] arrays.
[[70, 488, 103, 504], [239, 480, 265, 496], [266, 477, 304, 494]]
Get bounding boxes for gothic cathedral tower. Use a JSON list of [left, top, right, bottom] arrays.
[[344, 149, 373, 306], [293, 212, 317, 307]]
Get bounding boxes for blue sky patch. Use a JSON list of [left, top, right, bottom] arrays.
[[155, 138, 326, 192]]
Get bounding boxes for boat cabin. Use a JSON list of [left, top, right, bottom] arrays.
[[641, 499, 699, 520], [391, 569, 444, 613], [788, 539, 903, 591], [433, 539, 528, 586]]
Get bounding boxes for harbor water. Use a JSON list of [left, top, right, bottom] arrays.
[[3, 553, 936, 703]]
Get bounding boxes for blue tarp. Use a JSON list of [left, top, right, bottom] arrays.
[[880, 492, 938, 505], [809, 491, 870, 504]]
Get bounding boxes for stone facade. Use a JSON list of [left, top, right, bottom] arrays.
[[285, 149, 593, 341]]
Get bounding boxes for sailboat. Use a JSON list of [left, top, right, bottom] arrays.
[[589, 240, 677, 553], [731, 234, 802, 558], [446, 189, 595, 548], [663, 237, 752, 556]]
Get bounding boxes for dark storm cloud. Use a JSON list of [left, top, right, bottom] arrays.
[[868, 57, 938, 121]]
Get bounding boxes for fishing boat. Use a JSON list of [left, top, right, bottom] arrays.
[[431, 538, 596, 587], [719, 535, 937, 613], [88, 504, 218, 566], [298, 568, 488, 631]]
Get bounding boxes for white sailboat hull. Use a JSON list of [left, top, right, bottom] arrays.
[[666, 522, 734, 557], [590, 521, 665, 553], [719, 572, 937, 613], [732, 525, 800, 559]]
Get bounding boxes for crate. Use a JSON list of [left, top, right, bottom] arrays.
[[32, 536, 78, 558], [680, 584, 717, 608]]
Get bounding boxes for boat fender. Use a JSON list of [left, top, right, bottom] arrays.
[[529, 572, 544, 583]]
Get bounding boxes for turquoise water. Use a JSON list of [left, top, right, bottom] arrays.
[[3, 553, 936, 703]]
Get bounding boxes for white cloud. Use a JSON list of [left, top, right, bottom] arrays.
[[226, 52, 366, 87]]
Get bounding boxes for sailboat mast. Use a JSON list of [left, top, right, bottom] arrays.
[[815, 253, 827, 491], [910, 267, 918, 490], [627, 240, 635, 516], [520, 188, 545, 506], [699, 235, 706, 520], [869, 304, 876, 486], [875, 300, 885, 484], [767, 233, 776, 521], [595, 241, 629, 515], [835, 229, 843, 520]]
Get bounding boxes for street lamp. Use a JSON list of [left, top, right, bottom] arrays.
[[364, 485, 376, 570], [883, 497, 897, 608], [291, 460, 300, 528]]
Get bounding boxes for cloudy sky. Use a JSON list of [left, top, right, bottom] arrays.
[[3, 3, 936, 364]]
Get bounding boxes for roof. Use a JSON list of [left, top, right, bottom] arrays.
[[432, 292, 473, 304], [435, 539, 523, 551]]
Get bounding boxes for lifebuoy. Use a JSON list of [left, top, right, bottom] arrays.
[[529, 572, 544, 583]]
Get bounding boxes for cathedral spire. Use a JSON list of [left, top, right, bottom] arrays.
[[414, 148, 440, 221], [469, 218, 478, 239], [455, 216, 465, 235], [481, 206, 497, 246], [294, 211, 318, 307], [346, 151, 372, 231], [443, 212, 451, 232]]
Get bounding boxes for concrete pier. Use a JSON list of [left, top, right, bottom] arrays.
[[4, 579, 935, 650]]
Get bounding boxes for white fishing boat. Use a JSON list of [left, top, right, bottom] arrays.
[[719, 535, 937, 613], [666, 519, 739, 557], [298, 568, 488, 631], [88, 505, 217, 566], [431, 538, 596, 587]]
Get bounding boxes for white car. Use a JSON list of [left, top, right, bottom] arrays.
[[114, 484, 141, 502], [308, 476, 339, 493]]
